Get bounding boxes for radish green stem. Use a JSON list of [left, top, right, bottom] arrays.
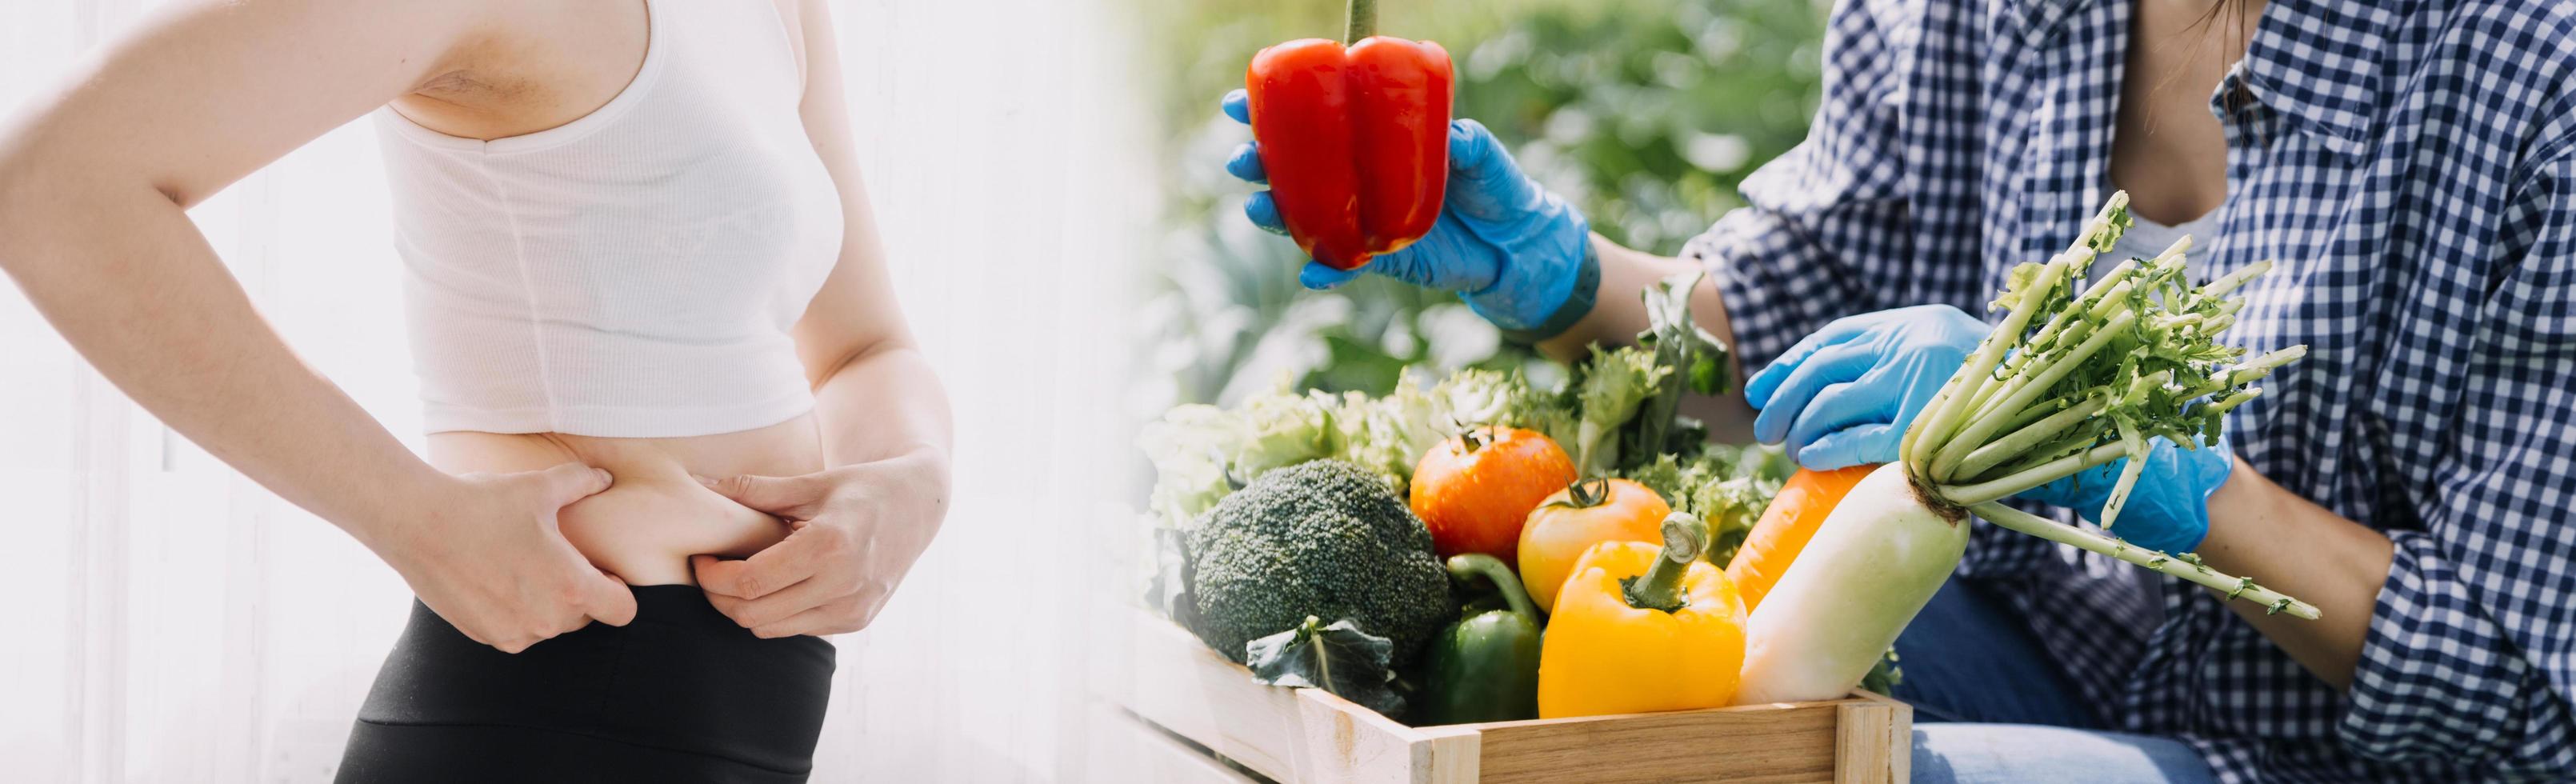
[[2094, 420, 2154, 530], [1972, 502, 2320, 620], [2200, 259, 2274, 298], [1908, 259, 2066, 467], [1931, 309, 2140, 479], [1951, 397, 2110, 481], [1938, 443, 2130, 506]]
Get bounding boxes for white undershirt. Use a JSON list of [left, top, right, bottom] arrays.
[[2097, 200, 2223, 281]]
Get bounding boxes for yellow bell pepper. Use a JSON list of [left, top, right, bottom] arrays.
[[1536, 512, 1747, 718]]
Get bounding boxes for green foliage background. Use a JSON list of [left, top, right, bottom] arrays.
[[1129, 0, 1828, 414]]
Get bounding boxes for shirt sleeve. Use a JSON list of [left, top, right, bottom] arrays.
[[2336, 153, 2576, 774], [1679, 0, 1918, 367]]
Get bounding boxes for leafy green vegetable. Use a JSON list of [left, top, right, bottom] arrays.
[[1570, 346, 1667, 477], [1625, 270, 1734, 473], [1618, 446, 1780, 566], [1138, 378, 1450, 531], [1246, 615, 1405, 716], [1436, 367, 1577, 451], [1858, 648, 1902, 694]]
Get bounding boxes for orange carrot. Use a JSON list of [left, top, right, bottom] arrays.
[[1723, 465, 1878, 613]]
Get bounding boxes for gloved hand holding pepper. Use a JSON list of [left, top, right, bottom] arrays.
[[1220, 95, 1596, 338]]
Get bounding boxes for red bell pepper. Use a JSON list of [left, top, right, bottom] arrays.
[[1243, 0, 1453, 271]]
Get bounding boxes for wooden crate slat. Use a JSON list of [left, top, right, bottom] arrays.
[[1294, 688, 1431, 783], [1834, 690, 1913, 784], [1417, 727, 1482, 784], [1465, 702, 1842, 783]]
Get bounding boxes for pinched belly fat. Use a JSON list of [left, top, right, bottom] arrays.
[[425, 416, 824, 586]]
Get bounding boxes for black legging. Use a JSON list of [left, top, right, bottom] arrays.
[[336, 585, 834, 783]]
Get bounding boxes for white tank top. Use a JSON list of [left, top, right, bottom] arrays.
[[372, 0, 843, 438]]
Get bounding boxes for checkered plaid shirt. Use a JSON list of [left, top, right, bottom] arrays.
[[1683, 0, 2576, 780]]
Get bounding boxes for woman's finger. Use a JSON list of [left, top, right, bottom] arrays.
[[1243, 191, 1287, 234], [1794, 422, 1896, 471], [1222, 89, 1251, 124], [1786, 381, 1883, 461], [750, 594, 881, 639], [694, 523, 838, 601], [700, 472, 825, 518], [581, 566, 639, 627], [705, 570, 842, 630], [536, 463, 615, 509], [1442, 119, 1539, 223], [1226, 142, 1266, 183], [1745, 319, 1870, 407], [1750, 341, 1878, 445], [1298, 260, 1362, 290]]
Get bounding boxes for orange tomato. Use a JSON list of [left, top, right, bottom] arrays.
[[1409, 426, 1576, 562], [1517, 478, 1671, 614], [1723, 464, 1877, 613]]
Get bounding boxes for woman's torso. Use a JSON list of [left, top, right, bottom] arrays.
[[379, 0, 835, 586], [426, 419, 819, 586]]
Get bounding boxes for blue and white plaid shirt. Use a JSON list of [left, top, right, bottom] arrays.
[[1684, 0, 2576, 780]]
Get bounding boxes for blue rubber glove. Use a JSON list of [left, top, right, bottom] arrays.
[[1221, 90, 1594, 335], [1745, 305, 1990, 470], [2018, 435, 2233, 554]]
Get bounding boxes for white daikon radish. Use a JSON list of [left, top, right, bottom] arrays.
[[1734, 462, 1966, 705]]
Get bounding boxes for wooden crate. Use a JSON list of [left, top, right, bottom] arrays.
[[1120, 610, 1910, 783]]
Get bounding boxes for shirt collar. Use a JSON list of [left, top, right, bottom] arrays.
[[2226, 0, 2410, 160]]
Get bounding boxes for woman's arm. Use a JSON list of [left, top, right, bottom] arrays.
[[690, 0, 953, 638], [2194, 463, 2394, 688], [1541, 236, 1755, 440], [0, 0, 638, 652], [782, 0, 954, 476]]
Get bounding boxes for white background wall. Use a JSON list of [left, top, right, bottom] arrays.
[[0, 0, 1152, 780]]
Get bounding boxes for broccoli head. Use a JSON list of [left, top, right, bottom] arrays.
[[1187, 460, 1456, 667]]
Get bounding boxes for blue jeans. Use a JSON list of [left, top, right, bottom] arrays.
[[1890, 580, 2214, 784]]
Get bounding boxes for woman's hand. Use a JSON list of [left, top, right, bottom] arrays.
[[375, 463, 639, 653], [1746, 305, 1990, 469], [690, 450, 950, 638], [2018, 435, 2234, 554], [1222, 90, 1594, 334]]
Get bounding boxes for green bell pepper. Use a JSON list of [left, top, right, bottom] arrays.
[[1412, 554, 1542, 725]]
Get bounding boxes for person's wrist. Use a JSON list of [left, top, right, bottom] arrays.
[[2164, 437, 2236, 552], [1494, 238, 1599, 344], [349, 466, 461, 563], [1474, 204, 1596, 339]]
